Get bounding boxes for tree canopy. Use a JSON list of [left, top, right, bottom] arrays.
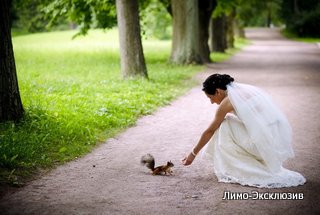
[[11, 0, 320, 38]]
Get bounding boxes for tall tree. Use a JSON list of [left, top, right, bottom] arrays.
[[165, 0, 216, 64], [226, 8, 235, 49], [116, 0, 148, 79], [170, 0, 202, 64], [210, 0, 238, 52], [0, 0, 24, 122], [198, 0, 216, 63], [210, 14, 227, 52]]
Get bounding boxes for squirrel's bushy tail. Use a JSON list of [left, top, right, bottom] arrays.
[[141, 154, 155, 171]]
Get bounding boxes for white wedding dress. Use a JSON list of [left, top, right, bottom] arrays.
[[203, 83, 306, 188]]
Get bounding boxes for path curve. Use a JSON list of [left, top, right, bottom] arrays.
[[1, 28, 320, 214]]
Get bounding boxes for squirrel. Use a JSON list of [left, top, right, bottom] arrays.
[[141, 154, 174, 176]]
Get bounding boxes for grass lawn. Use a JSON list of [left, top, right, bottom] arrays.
[[0, 28, 247, 186]]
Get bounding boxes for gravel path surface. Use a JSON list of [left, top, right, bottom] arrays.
[[1, 28, 319, 215]]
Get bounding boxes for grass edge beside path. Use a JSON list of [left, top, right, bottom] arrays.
[[281, 29, 320, 43]]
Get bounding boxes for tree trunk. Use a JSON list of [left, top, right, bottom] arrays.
[[170, 0, 202, 64], [210, 14, 227, 53], [234, 16, 246, 38], [0, 0, 24, 122], [116, 0, 148, 79], [237, 27, 245, 38], [226, 9, 235, 49], [198, 0, 216, 63], [267, 8, 272, 27]]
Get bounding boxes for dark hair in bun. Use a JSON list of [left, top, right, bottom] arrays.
[[202, 74, 234, 95]]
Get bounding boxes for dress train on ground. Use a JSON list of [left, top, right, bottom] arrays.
[[203, 114, 306, 188]]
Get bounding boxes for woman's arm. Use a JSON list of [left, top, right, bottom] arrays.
[[181, 97, 234, 166]]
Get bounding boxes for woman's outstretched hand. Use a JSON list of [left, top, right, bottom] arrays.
[[181, 153, 195, 166]]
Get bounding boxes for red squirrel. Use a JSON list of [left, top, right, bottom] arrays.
[[141, 154, 174, 175]]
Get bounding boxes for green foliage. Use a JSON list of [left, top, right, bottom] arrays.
[[44, 0, 117, 37], [212, 0, 282, 28], [1, 29, 203, 185], [280, 0, 320, 37], [213, 0, 237, 17], [10, 0, 117, 36], [11, 0, 54, 33], [140, 0, 172, 40], [11, 0, 172, 39], [235, 0, 282, 27]]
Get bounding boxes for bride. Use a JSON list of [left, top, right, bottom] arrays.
[[182, 74, 306, 188]]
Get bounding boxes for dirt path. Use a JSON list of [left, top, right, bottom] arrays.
[[1, 28, 320, 215]]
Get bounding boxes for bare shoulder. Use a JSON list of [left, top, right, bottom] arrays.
[[210, 97, 234, 129], [218, 97, 234, 114]]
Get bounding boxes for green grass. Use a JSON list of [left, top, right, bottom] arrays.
[[1, 29, 247, 186], [1, 29, 202, 185]]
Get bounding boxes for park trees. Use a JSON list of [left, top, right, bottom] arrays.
[[0, 0, 24, 122], [11, 0, 320, 72], [236, 0, 282, 27], [210, 0, 281, 53], [12, 0, 263, 67]]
